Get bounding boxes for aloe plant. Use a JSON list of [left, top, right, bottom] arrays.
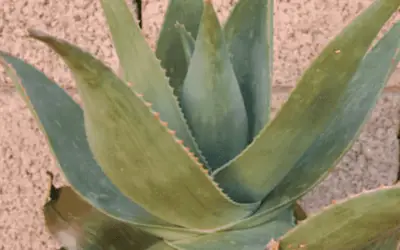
[[1, 0, 400, 249]]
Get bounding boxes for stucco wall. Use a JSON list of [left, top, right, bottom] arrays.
[[0, 0, 399, 249]]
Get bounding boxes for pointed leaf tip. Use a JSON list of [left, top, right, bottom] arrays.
[[180, 0, 249, 169], [213, 0, 400, 203], [100, 0, 208, 168], [224, 0, 274, 140], [27, 31, 255, 229]]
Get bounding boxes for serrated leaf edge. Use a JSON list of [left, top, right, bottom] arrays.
[[0, 54, 218, 236], [276, 185, 400, 250]]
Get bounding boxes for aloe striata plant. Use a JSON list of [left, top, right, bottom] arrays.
[[1, 0, 400, 249]]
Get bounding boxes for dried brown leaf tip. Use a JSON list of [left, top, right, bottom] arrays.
[[266, 238, 280, 250]]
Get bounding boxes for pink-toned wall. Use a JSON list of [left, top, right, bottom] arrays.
[[0, 0, 399, 249]]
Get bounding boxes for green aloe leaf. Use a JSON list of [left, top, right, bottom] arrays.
[[44, 185, 162, 250], [146, 241, 177, 250], [277, 186, 400, 250], [99, 0, 206, 167], [224, 0, 274, 140], [180, 1, 248, 169], [362, 234, 399, 250], [0, 52, 203, 240], [28, 29, 256, 230], [175, 23, 195, 65], [246, 21, 400, 225], [171, 208, 295, 250], [155, 0, 203, 97], [213, 0, 400, 203]]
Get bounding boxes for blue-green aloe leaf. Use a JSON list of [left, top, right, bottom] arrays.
[[213, 0, 400, 203], [277, 186, 400, 250], [171, 208, 295, 250], [0, 52, 203, 240], [99, 0, 207, 167], [233, 21, 400, 231], [224, 0, 274, 141], [28, 29, 257, 230], [155, 0, 204, 97], [180, 1, 248, 169], [248, 21, 400, 225], [229, 20, 400, 231]]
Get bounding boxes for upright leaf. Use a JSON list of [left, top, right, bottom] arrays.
[[99, 0, 206, 166], [180, 1, 248, 169], [277, 186, 400, 250], [0, 52, 201, 240], [213, 0, 400, 202], [155, 0, 204, 96], [224, 0, 274, 140], [251, 21, 400, 220], [28, 29, 256, 230]]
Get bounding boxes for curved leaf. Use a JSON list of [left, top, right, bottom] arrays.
[[171, 208, 294, 250], [224, 0, 274, 140], [228, 19, 400, 231], [180, 1, 248, 169], [99, 0, 207, 166], [277, 186, 400, 250], [44, 185, 161, 250], [28, 29, 256, 230], [155, 0, 204, 96], [0, 52, 205, 240], [213, 0, 400, 203]]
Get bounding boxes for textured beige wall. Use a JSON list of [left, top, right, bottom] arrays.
[[0, 0, 399, 249]]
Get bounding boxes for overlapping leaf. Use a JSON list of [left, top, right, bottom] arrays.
[[99, 0, 206, 166], [277, 186, 400, 250], [213, 0, 400, 203], [0, 52, 202, 240], [171, 208, 294, 250], [224, 0, 274, 141], [180, 1, 248, 169], [247, 21, 400, 225], [155, 0, 204, 96], [28, 29, 256, 230], [175, 23, 195, 65]]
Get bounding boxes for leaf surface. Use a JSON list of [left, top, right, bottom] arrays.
[[361, 233, 399, 250], [224, 0, 274, 140], [155, 0, 204, 96], [99, 0, 206, 166], [278, 186, 400, 250], [172, 208, 295, 250], [180, 1, 248, 169], [362, 234, 400, 250], [213, 0, 400, 202], [0, 52, 202, 240], [242, 21, 400, 226], [28, 29, 256, 230], [175, 23, 195, 65]]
